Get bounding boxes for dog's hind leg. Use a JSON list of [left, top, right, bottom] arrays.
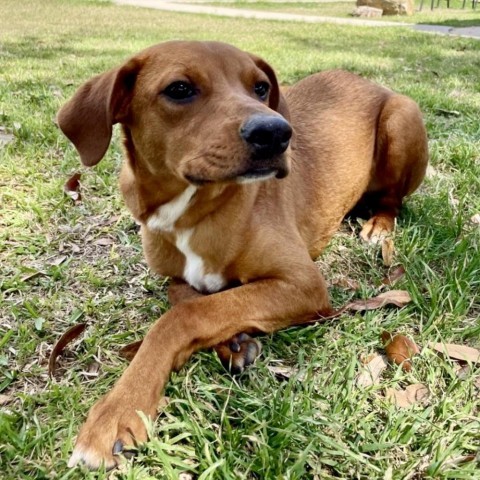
[[359, 94, 428, 243]]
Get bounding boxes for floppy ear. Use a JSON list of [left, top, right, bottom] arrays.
[[250, 55, 290, 121], [57, 59, 140, 167]]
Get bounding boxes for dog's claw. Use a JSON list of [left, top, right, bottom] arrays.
[[215, 333, 262, 374], [245, 342, 260, 364], [360, 215, 395, 244], [67, 445, 117, 471], [66, 387, 151, 471], [113, 440, 123, 456], [229, 341, 241, 353]]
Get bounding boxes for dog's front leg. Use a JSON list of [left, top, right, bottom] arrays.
[[68, 271, 332, 470]]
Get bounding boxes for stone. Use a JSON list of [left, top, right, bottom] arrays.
[[356, 0, 414, 15], [352, 6, 383, 17]]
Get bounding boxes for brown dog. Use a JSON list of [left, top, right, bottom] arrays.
[[57, 41, 428, 469]]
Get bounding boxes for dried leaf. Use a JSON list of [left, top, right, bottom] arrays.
[[267, 364, 305, 381], [332, 276, 360, 291], [360, 353, 378, 364], [448, 190, 459, 210], [49, 323, 86, 377], [49, 255, 68, 267], [0, 394, 12, 406], [119, 340, 142, 361], [70, 243, 81, 254], [385, 383, 429, 408], [345, 290, 411, 312], [440, 453, 478, 469], [381, 238, 395, 267], [435, 108, 461, 117], [20, 270, 47, 282], [179, 473, 194, 480], [429, 342, 480, 363], [356, 354, 388, 387], [381, 265, 406, 286], [470, 213, 480, 225], [81, 361, 101, 378], [455, 364, 471, 380], [93, 237, 115, 246], [381, 332, 420, 372], [64, 172, 82, 202], [0, 127, 14, 146], [425, 165, 438, 179]]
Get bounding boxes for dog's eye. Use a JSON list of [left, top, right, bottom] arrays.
[[163, 81, 197, 102], [254, 82, 270, 100]]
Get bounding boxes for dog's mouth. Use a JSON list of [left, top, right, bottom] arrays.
[[183, 155, 290, 186], [236, 167, 280, 184]]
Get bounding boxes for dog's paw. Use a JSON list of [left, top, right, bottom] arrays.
[[68, 391, 152, 470], [215, 333, 262, 374], [359, 215, 394, 244]]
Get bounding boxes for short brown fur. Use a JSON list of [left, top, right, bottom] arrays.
[[57, 41, 428, 469]]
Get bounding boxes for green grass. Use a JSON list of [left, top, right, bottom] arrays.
[[205, 0, 480, 26], [1, 0, 479, 478]]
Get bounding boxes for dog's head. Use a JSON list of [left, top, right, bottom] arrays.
[[57, 41, 292, 185]]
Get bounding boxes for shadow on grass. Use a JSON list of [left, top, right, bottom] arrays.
[[1, 35, 131, 62]]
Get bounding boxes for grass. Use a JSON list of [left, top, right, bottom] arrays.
[[205, 1, 480, 26], [0, 0, 479, 478]]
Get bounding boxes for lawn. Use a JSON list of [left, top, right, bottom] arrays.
[[0, 0, 479, 479], [205, 0, 480, 27]]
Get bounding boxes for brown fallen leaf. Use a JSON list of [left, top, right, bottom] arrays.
[[49, 255, 68, 267], [0, 394, 12, 406], [455, 364, 471, 380], [381, 238, 395, 267], [440, 452, 479, 469], [64, 172, 82, 202], [345, 290, 411, 312], [0, 126, 14, 146], [385, 383, 429, 408], [48, 323, 86, 377], [93, 237, 115, 246], [119, 340, 142, 361], [381, 265, 406, 286], [425, 165, 439, 179], [20, 270, 47, 282], [429, 342, 480, 363], [331, 276, 360, 291], [267, 364, 305, 381], [381, 332, 420, 372], [356, 354, 388, 387], [81, 361, 101, 378]]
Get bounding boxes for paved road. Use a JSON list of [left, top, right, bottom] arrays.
[[114, 0, 480, 39]]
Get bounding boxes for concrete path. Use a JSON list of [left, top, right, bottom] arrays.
[[114, 0, 480, 39]]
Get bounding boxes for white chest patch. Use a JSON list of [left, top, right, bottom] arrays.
[[175, 228, 226, 293], [146, 185, 197, 232]]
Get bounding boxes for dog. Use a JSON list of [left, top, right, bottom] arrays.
[[57, 41, 428, 469]]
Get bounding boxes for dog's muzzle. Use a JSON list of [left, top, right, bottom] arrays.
[[240, 114, 292, 159]]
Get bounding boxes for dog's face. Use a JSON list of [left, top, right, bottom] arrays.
[[58, 41, 292, 185]]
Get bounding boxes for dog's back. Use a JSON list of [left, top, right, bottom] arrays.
[[279, 70, 427, 255]]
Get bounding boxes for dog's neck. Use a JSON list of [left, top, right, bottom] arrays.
[[119, 149, 257, 235]]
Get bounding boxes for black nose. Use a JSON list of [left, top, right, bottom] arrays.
[[240, 114, 292, 158]]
